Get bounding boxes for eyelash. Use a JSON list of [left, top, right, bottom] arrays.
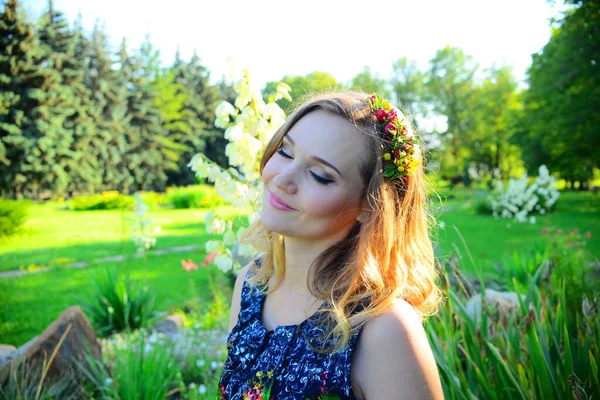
[[275, 148, 334, 185]]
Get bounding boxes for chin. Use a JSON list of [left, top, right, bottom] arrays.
[[259, 205, 291, 235]]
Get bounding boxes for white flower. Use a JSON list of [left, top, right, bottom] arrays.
[[199, 384, 207, 394], [208, 166, 222, 182], [225, 124, 244, 141], [214, 255, 233, 272], [210, 218, 226, 235], [216, 101, 236, 119], [223, 230, 235, 246], [438, 221, 446, 230], [187, 155, 210, 178], [211, 361, 218, 370], [205, 240, 221, 253], [196, 359, 205, 368], [529, 216, 536, 224], [204, 211, 215, 233]]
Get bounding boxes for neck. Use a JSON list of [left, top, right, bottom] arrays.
[[279, 229, 352, 294]]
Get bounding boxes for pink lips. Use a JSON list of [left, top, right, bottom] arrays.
[[269, 191, 296, 211]]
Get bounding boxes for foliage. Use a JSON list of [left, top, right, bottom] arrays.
[[430, 256, 600, 399], [0, 0, 221, 198], [518, 1, 600, 186], [489, 165, 560, 223], [69, 191, 134, 211], [0, 197, 28, 236], [426, 46, 479, 176], [539, 227, 598, 315], [80, 265, 163, 337], [390, 57, 427, 125], [81, 330, 181, 400], [165, 185, 226, 209], [349, 66, 390, 98], [263, 71, 341, 112]]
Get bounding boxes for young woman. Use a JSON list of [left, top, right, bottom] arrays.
[[217, 92, 444, 399]]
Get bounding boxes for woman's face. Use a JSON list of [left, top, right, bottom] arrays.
[[260, 109, 368, 241]]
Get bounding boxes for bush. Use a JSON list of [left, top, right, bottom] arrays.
[[80, 266, 163, 337], [139, 190, 168, 210], [81, 330, 181, 400], [474, 198, 493, 215], [0, 198, 29, 237], [69, 191, 134, 211], [165, 185, 225, 209]]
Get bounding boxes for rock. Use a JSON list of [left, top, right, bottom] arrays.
[[465, 289, 525, 327], [0, 306, 102, 386], [152, 314, 185, 335], [0, 345, 16, 369]]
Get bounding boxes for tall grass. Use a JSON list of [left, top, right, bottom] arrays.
[[429, 256, 599, 399]]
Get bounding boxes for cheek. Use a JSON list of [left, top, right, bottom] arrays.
[[303, 190, 359, 218], [262, 157, 279, 185]]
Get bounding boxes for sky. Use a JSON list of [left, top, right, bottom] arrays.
[[21, 0, 566, 90]]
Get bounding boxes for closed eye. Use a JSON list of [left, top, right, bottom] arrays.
[[276, 149, 335, 186]]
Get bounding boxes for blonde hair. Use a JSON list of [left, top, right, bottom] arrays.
[[240, 92, 441, 353]]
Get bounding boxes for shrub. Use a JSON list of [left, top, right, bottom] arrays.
[[165, 185, 225, 209], [69, 191, 134, 211], [489, 165, 560, 223], [80, 266, 163, 337], [0, 198, 29, 237], [139, 190, 167, 210], [81, 330, 181, 400], [474, 198, 493, 215]]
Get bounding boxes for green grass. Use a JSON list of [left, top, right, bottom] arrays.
[[0, 253, 233, 346], [0, 203, 241, 271], [1, 190, 598, 347], [432, 188, 600, 274], [0, 202, 245, 346]]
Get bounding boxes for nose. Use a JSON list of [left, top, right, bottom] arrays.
[[271, 165, 298, 194]]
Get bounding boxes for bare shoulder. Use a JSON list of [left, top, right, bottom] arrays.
[[352, 299, 444, 400], [227, 261, 253, 333]]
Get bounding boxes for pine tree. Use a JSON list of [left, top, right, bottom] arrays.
[[167, 50, 222, 185], [35, 0, 84, 196], [0, 0, 55, 198], [85, 23, 130, 192]]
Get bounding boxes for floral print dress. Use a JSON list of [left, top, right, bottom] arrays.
[[218, 259, 363, 400]]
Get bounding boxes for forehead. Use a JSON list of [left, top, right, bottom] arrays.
[[285, 109, 367, 181]]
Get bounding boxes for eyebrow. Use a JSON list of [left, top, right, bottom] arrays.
[[284, 135, 343, 178]]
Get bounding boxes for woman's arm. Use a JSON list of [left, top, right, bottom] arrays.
[[228, 262, 252, 333], [353, 299, 444, 399]]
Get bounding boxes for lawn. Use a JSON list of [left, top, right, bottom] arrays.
[[0, 189, 598, 347], [431, 188, 600, 275]]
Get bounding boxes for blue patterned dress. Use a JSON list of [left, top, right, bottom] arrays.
[[217, 259, 364, 400]]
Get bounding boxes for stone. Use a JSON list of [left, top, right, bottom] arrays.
[[0, 345, 16, 370], [152, 314, 185, 335], [0, 306, 102, 385], [465, 289, 526, 329]]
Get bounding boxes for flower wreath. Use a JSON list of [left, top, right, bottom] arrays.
[[364, 93, 420, 183]]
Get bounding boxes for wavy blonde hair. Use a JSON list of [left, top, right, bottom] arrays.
[[240, 92, 441, 353]]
